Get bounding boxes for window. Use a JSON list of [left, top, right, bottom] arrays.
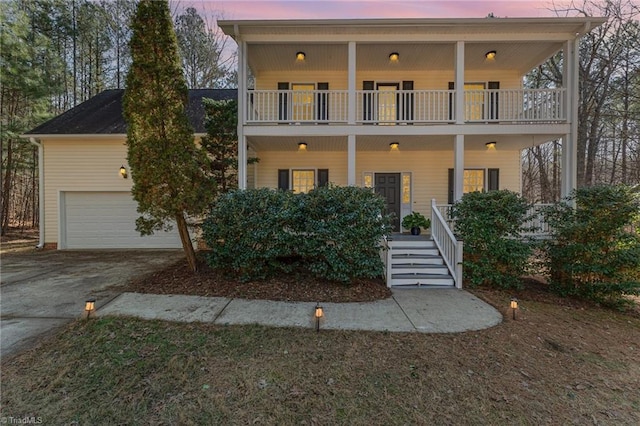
[[464, 83, 485, 121], [448, 168, 499, 203], [292, 84, 315, 121], [463, 169, 484, 193], [292, 170, 315, 193], [279, 169, 329, 192], [377, 83, 398, 125]]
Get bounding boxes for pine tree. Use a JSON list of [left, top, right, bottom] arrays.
[[123, 0, 209, 272]]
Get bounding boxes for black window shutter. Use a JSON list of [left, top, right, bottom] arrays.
[[448, 82, 455, 121], [318, 169, 329, 187], [278, 82, 289, 121], [278, 169, 289, 190], [317, 82, 329, 122], [402, 81, 414, 122], [488, 81, 499, 120], [488, 168, 499, 191], [448, 168, 454, 204], [363, 81, 374, 122]]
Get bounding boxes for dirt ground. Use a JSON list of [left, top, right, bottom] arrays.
[[125, 256, 392, 303]]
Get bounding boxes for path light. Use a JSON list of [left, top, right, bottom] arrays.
[[510, 297, 518, 320], [119, 165, 128, 179], [314, 303, 324, 332], [84, 298, 96, 319]]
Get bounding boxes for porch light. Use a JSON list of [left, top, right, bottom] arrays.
[[510, 297, 518, 320], [389, 142, 400, 151], [389, 52, 399, 62], [486, 141, 497, 150], [296, 51, 306, 61], [485, 50, 497, 60], [84, 298, 96, 319], [119, 165, 128, 179], [298, 142, 307, 151], [314, 303, 324, 332]]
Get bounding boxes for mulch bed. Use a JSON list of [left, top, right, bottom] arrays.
[[125, 257, 392, 303]]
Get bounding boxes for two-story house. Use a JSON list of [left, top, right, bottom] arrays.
[[25, 17, 605, 288], [218, 17, 605, 287]]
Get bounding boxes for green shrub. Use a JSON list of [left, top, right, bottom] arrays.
[[450, 190, 533, 288], [202, 186, 392, 283], [543, 184, 640, 305]]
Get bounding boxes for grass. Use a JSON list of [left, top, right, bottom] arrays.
[[1, 291, 639, 425]]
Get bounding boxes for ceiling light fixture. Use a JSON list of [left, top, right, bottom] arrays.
[[296, 51, 306, 61], [298, 142, 307, 151], [389, 52, 400, 62], [389, 142, 400, 151], [485, 50, 497, 60], [486, 141, 497, 150]]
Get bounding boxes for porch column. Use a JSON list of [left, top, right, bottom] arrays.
[[561, 38, 579, 199], [348, 41, 356, 124], [347, 134, 356, 185], [453, 135, 464, 201], [455, 41, 465, 124], [237, 40, 247, 189]]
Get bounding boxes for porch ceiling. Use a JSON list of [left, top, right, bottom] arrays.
[[247, 40, 563, 75], [246, 134, 562, 152]]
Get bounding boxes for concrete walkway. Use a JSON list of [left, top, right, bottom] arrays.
[[99, 288, 502, 333]]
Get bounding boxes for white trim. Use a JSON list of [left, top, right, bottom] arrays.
[[28, 138, 45, 248]]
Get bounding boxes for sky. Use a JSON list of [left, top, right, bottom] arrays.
[[183, 0, 578, 20]]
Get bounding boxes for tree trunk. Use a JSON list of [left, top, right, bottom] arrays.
[[175, 212, 198, 272], [1, 139, 13, 235]]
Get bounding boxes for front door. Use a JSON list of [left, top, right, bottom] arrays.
[[375, 173, 401, 231]]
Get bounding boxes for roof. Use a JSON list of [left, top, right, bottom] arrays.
[[219, 17, 607, 40], [25, 89, 237, 136]]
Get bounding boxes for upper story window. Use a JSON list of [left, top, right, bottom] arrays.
[[464, 83, 485, 121], [292, 84, 315, 121]]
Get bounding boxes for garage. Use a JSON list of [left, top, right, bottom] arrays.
[[61, 191, 182, 249]]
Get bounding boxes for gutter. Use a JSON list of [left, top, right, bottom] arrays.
[[28, 137, 45, 249]]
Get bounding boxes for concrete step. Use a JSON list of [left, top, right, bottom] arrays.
[[392, 264, 449, 274], [390, 273, 455, 287]]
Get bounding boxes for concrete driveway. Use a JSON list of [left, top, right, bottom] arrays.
[[0, 250, 183, 359]]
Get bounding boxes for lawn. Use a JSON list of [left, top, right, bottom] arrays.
[[1, 288, 639, 425]]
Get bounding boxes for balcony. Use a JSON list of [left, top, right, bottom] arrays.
[[245, 88, 566, 125]]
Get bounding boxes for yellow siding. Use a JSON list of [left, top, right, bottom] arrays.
[[256, 148, 520, 217], [256, 69, 521, 90], [42, 138, 132, 244], [255, 151, 348, 188]]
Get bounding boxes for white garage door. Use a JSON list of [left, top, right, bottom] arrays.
[[62, 191, 182, 249]]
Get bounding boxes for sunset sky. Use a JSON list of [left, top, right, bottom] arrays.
[[185, 0, 575, 20]]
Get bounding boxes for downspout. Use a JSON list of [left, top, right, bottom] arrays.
[[29, 137, 45, 249]]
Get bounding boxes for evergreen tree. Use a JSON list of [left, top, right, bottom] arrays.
[[123, 0, 209, 272]]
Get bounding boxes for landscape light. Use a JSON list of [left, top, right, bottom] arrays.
[[84, 298, 96, 319], [510, 298, 518, 320], [314, 303, 324, 332]]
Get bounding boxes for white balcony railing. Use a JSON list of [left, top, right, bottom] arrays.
[[245, 88, 566, 124]]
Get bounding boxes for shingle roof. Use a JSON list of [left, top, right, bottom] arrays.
[[25, 89, 237, 135]]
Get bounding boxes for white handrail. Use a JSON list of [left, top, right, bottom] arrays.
[[431, 199, 463, 288]]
